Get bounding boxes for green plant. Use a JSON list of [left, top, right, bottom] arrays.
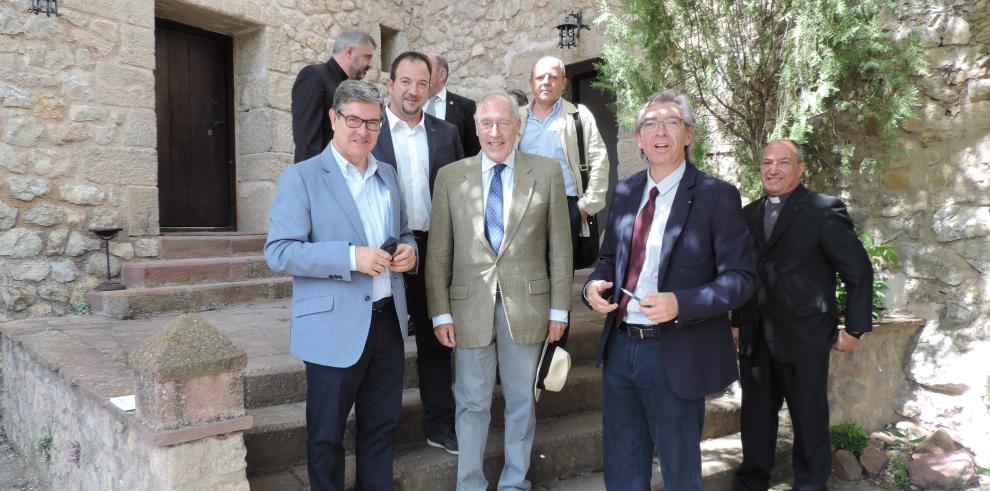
[[830, 421, 870, 454], [595, 0, 927, 197], [889, 455, 910, 490], [37, 431, 53, 463], [836, 234, 899, 321], [70, 300, 92, 316]]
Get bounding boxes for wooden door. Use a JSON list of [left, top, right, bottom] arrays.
[[566, 59, 618, 233], [155, 19, 235, 231]]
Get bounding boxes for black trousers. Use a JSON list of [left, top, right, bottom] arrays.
[[734, 326, 831, 491], [567, 196, 581, 262], [406, 231, 455, 435], [305, 300, 404, 491]]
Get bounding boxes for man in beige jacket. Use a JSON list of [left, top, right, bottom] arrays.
[[426, 90, 573, 491]]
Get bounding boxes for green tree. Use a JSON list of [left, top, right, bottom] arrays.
[[596, 0, 927, 196]]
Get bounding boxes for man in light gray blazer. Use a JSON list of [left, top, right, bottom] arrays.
[[265, 80, 417, 491], [426, 90, 573, 490]]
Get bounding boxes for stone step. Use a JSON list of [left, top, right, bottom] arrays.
[[86, 277, 292, 319], [244, 364, 615, 475], [240, 312, 606, 410], [248, 404, 756, 491], [158, 234, 267, 259], [121, 255, 280, 288]]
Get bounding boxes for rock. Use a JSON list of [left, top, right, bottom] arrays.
[[971, 79, 990, 103], [31, 149, 72, 177], [22, 203, 64, 227], [942, 16, 970, 46], [86, 251, 120, 277], [45, 229, 68, 255], [58, 123, 90, 143], [0, 229, 43, 258], [38, 284, 69, 303], [915, 428, 958, 455], [0, 143, 24, 173], [64, 231, 100, 256], [932, 205, 990, 242], [8, 176, 51, 201], [895, 421, 927, 440], [833, 449, 863, 481], [1, 114, 45, 147], [109, 242, 134, 260], [10, 261, 50, 281], [33, 93, 65, 119], [860, 445, 890, 476], [49, 259, 78, 283], [59, 183, 105, 205], [134, 238, 158, 257], [907, 449, 976, 489], [69, 105, 111, 122], [0, 200, 17, 229], [1, 284, 37, 312]]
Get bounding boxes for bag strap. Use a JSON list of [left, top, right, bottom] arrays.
[[572, 108, 589, 191]]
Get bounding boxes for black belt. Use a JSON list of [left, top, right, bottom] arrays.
[[372, 296, 394, 313], [617, 321, 674, 339]]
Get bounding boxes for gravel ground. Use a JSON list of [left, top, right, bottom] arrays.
[[0, 425, 48, 491]]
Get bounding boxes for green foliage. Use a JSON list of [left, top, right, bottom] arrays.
[[37, 431, 53, 463], [836, 234, 899, 321], [888, 456, 910, 490], [830, 420, 870, 454], [595, 0, 927, 197], [70, 300, 92, 316]]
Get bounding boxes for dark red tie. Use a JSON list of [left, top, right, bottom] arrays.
[[619, 186, 660, 314]]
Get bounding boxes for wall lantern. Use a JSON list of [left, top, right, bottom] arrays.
[[28, 0, 61, 17], [555, 11, 590, 49]]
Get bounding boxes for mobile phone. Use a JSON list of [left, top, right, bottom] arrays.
[[380, 237, 398, 256]]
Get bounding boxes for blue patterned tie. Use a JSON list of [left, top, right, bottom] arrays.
[[485, 164, 506, 253]]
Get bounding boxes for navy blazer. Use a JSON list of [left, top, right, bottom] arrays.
[[585, 163, 758, 400], [373, 113, 464, 196]]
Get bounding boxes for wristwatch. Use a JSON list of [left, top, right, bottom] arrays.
[[838, 326, 864, 339]]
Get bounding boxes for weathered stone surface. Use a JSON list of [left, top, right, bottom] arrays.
[[932, 205, 990, 242], [121, 110, 156, 147], [8, 176, 50, 201], [907, 449, 976, 489], [859, 444, 889, 476], [45, 228, 68, 255], [69, 105, 110, 122], [33, 93, 65, 119], [49, 258, 78, 283], [0, 142, 25, 173], [58, 122, 91, 143], [832, 449, 863, 481], [22, 203, 64, 227], [37, 284, 70, 302], [81, 147, 156, 185], [31, 149, 72, 177], [942, 16, 970, 46], [85, 251, 121, 277], [0, 229, 43, 258], [1, 114, 45, 147], [971, 79, 990, 104], [1, 283, 36, 312], [109, 242, 134, 260], [59, 183, 106, 205], [915, 428, 958, 455], [237, 181, 276, 234], [126, 186, 158, 236], [899, 242, 966, 286], [10, 261, 50, 281], [133, 237, 159, 257], [1, 83, 33, 108], [0, 200, 17, 230], [92, 63, 154, 108], [133, 314, 248, 382], [119, 24, 155, 70], [64, 231, 101, 257]]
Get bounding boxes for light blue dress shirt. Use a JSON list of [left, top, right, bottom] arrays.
[[519, 100, 578, 197]]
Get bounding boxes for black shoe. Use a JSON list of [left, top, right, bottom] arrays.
[[426, 427, 458, 455]]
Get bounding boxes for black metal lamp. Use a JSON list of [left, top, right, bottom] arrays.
[[555, 11, 590, 49], [28, 0, 61, 17], [90, 227, 126, 292]]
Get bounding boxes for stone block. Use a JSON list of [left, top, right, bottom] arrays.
[[45, 229, 68, 255], [127, 185, 159, 236], [59, 183, 106, 205], [37, 284, 70, 303], [60, 68, 93, 102], [58, 122, 91, 143], [65, 231, 101, 257], [237, 181, 276, 234], [92, 63, 154, 109], [832, 449, 863, 480], [33, 93, 65, 119], [81, 147, 157, 185], [236, 108, 275, 155], [8, 176, 50, 201], [268, 72, 294, 112], [914, 428, 958, 455], [271, 109, 294, 154], [49, 258, 78, 283], [32, 149, 72, 177], [88, 18, 118, 43], [23, 203, 64, 226], [0, 200, 17, 230], [120, 24, 155, 70], [1, 283, 37, 312], [121, 110, 157, 148], [0, 143, 24, 173], [132, 314, 247, 432], [69, 105, 111, 122], [235, 152, 291, 182], [970, 79, 990, 103], [0, 229, 43, 257], [134, 237, 159, 257], [908, 449, 976, 489], [932, 205, 990, 242], [859, 444, 889, 476], [1, 82, 33, 109], [942, 16, 970, 46], [110, 242, 134, 260], [86, 250, 121, 277], [2, 114, 45, 147], [21, 13, 64, 40], [10, 260, 50, 281]]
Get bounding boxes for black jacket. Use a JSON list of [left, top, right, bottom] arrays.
[[444, 91, 480, 157], [372, 113, 464, 196], [291, 58, 348, 163]]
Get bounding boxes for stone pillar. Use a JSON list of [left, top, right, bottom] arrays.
[[130, 314, 253, 490]]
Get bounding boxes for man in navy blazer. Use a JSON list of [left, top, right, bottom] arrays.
[[372, 51, 464, 454], [266, 80, 417, 491], [584, 90, 758, 490]]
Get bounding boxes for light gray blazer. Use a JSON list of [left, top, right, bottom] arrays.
[[265, 144, 417, 368]]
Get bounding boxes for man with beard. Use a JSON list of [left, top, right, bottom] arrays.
[[292, 29, 376, 163]]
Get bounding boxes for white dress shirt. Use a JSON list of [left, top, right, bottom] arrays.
[[426, 87, 448, 120], [332, 143, 393, 302], [433, 150, 568, 328], [624, 161, 686, 325], [386, 105, 431, 231]]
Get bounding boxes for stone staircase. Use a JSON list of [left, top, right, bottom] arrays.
[[245, 271, 795, 490], [86, 234, 291, 319]]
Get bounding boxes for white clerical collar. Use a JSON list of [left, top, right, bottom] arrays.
[[768, 196, 781, 204]]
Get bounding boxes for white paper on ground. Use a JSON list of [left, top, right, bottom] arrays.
[[109, 394, 136, 412]]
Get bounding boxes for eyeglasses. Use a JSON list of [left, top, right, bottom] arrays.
[[479, 120, 516, 131], [640, 117, 685, 132], [337, 112, 382, 132]]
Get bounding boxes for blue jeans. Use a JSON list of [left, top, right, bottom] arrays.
[[602, 329, 706, 490]]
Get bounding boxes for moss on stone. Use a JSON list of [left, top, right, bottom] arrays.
[[131, 314, 246, 381]]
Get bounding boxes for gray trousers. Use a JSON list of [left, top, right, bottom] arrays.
[[454, 296, 543, 491]]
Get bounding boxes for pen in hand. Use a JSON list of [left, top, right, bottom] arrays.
[[621, 288, 654, 308]]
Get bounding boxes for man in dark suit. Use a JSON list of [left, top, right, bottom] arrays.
[[584, 90, 758, 490], [291, 29, 376, 163], [425, 53, 480, 156], [372, 51, 464, 455], [733, 140, 874, 491]]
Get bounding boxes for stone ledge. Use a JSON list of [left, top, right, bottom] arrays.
[[128, 412, 254, 447]]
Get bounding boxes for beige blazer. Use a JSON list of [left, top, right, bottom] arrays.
[[425, 151, 573, 349], [517, 99, 610, 224]]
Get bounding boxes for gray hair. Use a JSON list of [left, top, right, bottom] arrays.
[[430, 53, 449, 74], [332, 80, 384, 115], [532, 56, 566, 78], [474, 90, 521, 123], [634, 89, 696, 160], [780, 139, 805, 163], [332, 29, 376, 54]]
